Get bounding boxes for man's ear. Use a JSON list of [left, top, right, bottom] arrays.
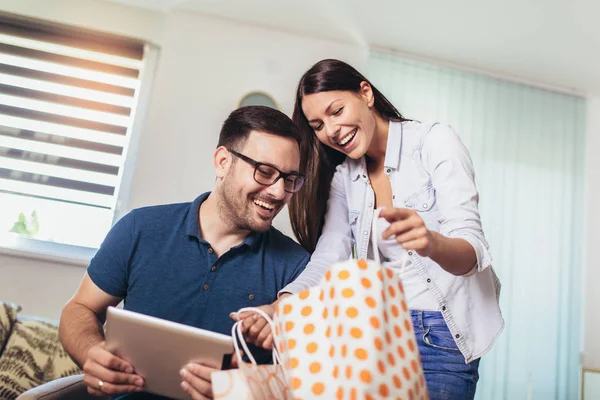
[[359, 81, 375, 108], [214, 146, 230, 179]]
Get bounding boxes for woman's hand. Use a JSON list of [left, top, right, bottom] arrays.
[[234, 304, 275, 349], [379, 207, 436, 257], [230, 294, 292, 350], [378, 207, 477, 275]]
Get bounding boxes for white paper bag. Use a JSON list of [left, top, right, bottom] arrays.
[[211, 308, 291, 400]]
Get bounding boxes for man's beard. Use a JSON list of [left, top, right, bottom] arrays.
[[217, 173, 274, 233]]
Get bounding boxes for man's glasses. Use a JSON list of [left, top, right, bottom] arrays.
[[228, 149, 305, 193]]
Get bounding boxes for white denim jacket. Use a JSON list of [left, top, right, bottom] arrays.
[[283, 121, 504, 362]]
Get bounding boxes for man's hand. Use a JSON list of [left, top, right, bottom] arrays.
[[82, 341, 144, 396], [180, 362, 217, 400]]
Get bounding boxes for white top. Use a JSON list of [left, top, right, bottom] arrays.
[[374, 217, 438, 312], [283, 121, 504, 363]]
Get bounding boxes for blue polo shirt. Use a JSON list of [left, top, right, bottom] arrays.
[[88, 192, 308, 363]]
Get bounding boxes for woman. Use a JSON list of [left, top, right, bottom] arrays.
[[240, 59, 503, 399]]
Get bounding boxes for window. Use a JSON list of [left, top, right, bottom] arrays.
[[0, 13, 153, 255]]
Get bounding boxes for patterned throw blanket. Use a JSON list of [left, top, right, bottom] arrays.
[[0, 302, 81, 400]]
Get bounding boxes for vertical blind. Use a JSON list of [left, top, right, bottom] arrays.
[[0, 13, 146, 210], [367, 51, 585, 399]]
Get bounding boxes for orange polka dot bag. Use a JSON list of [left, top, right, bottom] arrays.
[[273, 210, 429, 399]]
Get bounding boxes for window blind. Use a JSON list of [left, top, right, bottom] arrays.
[[0, 13, 146, 210]]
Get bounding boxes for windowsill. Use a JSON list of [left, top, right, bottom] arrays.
[[0, 233, 97, 267]]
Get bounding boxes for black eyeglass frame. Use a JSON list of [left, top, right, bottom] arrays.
[[228, 149, 305, 193]]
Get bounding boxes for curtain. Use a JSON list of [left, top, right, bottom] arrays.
[[367, 50, 585, 399]]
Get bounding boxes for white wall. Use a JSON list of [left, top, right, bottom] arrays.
[[0, 4, 365, 319], [126, 10, 365, 215], [584, 96, 600, 369], [0, 254, 84, 320]]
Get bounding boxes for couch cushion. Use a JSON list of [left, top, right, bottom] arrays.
[[0, 302, 21, 353], [0, 317, 81, 400]]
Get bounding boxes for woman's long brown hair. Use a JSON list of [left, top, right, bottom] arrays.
[[289, 59, 408, 253]]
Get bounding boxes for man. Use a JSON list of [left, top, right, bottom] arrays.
[[59, 106, 310, 400]]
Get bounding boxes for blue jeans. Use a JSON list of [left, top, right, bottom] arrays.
[[411, 311, 480, 400]]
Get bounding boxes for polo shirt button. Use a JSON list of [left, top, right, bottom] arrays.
[[441, 306, 446, 311], [455, 334, 460, 339], [423, 203, 428, 208], [211, 266, 217, 272], [408, 251, 414, 256], [363, 231, 368, 235], [208, 248, 214, 254], [426, 278, 431, 283], [203, 284, 209, 291], [248, 294, 255, 300], [386, 168, 391, 174]]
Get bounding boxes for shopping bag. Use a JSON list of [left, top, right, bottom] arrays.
[[211, 308, 291, 400], [273, 209, 428, 399]]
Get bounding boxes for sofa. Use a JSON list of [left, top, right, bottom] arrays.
[[16, 374, 104, 400], [0, 302, 81, 400]]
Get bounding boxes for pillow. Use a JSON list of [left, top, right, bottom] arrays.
[[0, 317, 81, 400], [0, 302, 21, 353]]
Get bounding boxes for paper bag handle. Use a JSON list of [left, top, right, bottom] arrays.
[[231, 307, 283, 366]]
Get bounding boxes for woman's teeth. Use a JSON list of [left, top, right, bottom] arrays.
[[338, 129, 357, 146], [254, 199, 274, 210]]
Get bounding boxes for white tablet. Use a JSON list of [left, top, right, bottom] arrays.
[[105, 306, 233, 400]]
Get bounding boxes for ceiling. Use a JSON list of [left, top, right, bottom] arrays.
[[105, 0, 600, 95]]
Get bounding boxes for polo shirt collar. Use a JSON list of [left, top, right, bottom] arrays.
[[186, 192, 263, 250]]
